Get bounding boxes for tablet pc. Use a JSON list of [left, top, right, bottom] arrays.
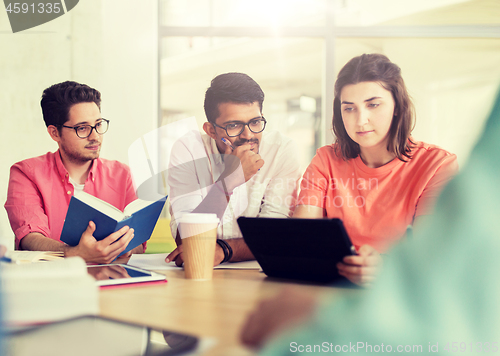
[[5, 315, 198, 356], [237, 217, 356, 283], [87, 264, 166, 287]]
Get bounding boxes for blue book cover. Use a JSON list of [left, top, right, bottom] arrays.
[[60, 193, 167, 254]]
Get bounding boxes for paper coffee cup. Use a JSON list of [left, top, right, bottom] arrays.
[[179, 213, 219, 280]]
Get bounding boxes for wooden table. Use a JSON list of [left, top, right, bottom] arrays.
[[100, 268, 351, 355]]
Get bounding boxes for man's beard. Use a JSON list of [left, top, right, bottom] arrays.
[[61, 142, 100, 164]]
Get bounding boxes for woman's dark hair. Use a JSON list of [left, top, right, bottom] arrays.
[[204, 73, 264, 123], [41, 81, 101, 128], [333, 53, 415, 161]]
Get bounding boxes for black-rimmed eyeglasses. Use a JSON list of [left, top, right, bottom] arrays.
[[60, 119, 110, 138], [212, 117, 266, 137]]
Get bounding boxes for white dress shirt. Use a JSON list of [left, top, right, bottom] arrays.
[[168, 130, 301, 239]]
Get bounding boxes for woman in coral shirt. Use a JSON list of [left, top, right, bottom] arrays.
[[295, 54, 458, 286]]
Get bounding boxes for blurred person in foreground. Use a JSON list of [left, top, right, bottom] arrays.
[[242, 88, 500, 354]]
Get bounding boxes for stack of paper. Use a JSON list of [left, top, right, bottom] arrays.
[[0, 257, 99, 324], [128, 253, 262, 271]]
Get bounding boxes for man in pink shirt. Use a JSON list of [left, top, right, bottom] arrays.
[[4, 81, 144, 264]]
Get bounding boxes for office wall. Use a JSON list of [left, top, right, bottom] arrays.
[[0, 0, 158, 249]]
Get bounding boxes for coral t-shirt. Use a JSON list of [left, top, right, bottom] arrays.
[[298, 141, 458, 252]]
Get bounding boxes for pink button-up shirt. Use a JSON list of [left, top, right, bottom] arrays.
[[5, 150, 137, 249]]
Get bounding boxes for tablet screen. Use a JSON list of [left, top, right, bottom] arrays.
[[87, 264, 166, 286], [238, 217, 356, 283], [6, 315, 198, 356]]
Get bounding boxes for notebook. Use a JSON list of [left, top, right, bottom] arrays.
[[237, 217, 356, 283]]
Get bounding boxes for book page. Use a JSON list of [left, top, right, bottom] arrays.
[[128, 253, 262, 271], [215, 260, 262, 270], [75, 192, 124, 221], [5, 251, 64, 263], [128, 253, 181, 271], [123, 198, 157, 218]]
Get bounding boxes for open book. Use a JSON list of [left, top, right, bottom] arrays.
[[60, 192, 167, 254], [0, 257, 98, 324], [5, 250, 64, 264]]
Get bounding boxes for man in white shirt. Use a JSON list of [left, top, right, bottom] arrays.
[[166, 72, 301, 266]]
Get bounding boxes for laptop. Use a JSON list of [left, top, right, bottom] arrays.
[[237, 217, 356, 284]]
